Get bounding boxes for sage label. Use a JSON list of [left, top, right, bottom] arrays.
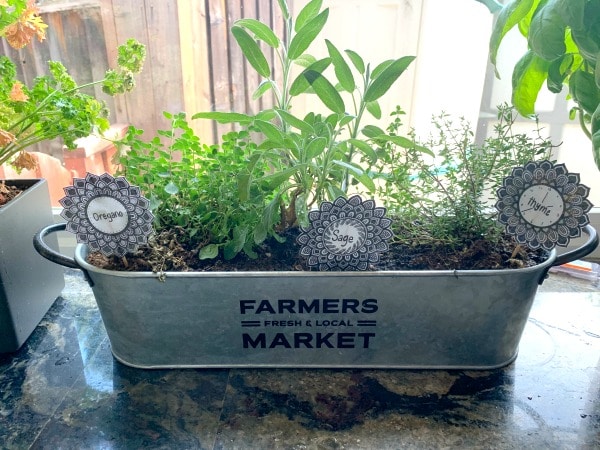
[[297, 195, 393, 271]]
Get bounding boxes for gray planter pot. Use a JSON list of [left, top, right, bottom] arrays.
[[35, 223, 597, 369], [0, 180, 65, 353]]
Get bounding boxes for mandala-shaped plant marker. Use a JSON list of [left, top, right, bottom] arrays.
[[59, 172, 154, 257], [297, 195, 393, 271], [496, 160, 592, 250]]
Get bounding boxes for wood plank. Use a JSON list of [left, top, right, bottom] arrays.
[[176, 0, 214, 143], [105, 0, 158, 141], [227, 0, 249, 119], [207, 0, 234, 138], [144, 0, 184, 131], [241, 0, 263, 113]]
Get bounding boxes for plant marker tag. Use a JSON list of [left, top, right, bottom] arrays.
[[297, 195, 393, 271], [496, 160, 593, 250], [59, 172, 154, 257]]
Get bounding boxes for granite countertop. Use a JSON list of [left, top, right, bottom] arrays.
[[1, 269, 599, 449]]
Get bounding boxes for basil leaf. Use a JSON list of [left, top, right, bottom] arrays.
[[489, 0, 536, 70], [528, 0, 566, 61], [511, 50, 550, 117]]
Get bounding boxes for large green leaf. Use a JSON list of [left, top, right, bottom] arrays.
[[489, 0, 536, 70], [303, 70, 345, 113], [294, 0, 323, 32], [325, 39, 355, 92], [235, 18, 280, 48], [364, 56, 415, 102], [288, 9, 329, 60], [569, 69, 600, 115], [231, 26, 271, 78], [528, 0, 566, 61], [511, 50, 551, 117]]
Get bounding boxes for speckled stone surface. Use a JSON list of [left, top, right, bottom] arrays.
[[1, 269, 598, 449]]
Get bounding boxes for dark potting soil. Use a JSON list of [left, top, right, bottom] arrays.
[[0, 182, 23, 206], [87, 227, 550, 273]]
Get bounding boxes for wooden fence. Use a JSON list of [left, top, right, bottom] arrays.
[[0, 0, 285, 156]]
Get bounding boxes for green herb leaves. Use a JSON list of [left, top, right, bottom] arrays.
[[490, 0, 600, 167]]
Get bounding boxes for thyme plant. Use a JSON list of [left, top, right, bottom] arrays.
[[374, 104, 556, 248]]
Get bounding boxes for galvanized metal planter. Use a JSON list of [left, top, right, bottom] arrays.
[[35, 223, 597, 369], [0, 180, 65, 353]]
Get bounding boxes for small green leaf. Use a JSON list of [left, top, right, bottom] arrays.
[[332, 160, 376, 192], [303, 70, 345, 113], [295, 192, 309, 228], [253, 79, 275, 100], [254, 119, 285, 144], [164, 181, 179, 195], [325, 39, 355, 92], [361, 124, 386, 138], [289, 58, 331, 96], [235, 18, 280, 48], [294, 53, 317, 68], [294, 0, 323, 32], [345, 49, 365, 74], [371, 59, 394, 79], [199, 244, 220, 260], [276, 109, 314, 133], [366, 101, 381, 119], [224, 226, 248, 260], [338, 114, 355, 128], [260, 166, 299, 189], [347, 138, 377, 163], [364, 56, 415, 102], [276, 0, 290, 20], [305, 136, 328, 159], [231, 26, 271, 78], [192, 111, 254, 123], [288, 9, 329, 60]]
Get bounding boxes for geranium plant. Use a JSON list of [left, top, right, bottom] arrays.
[[0, 0, 145, 172]]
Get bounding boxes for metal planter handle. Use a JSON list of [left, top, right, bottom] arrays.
[[34, 222, 598, 272], [551, 224, 598, 267], [34, 223, 80, 269]]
